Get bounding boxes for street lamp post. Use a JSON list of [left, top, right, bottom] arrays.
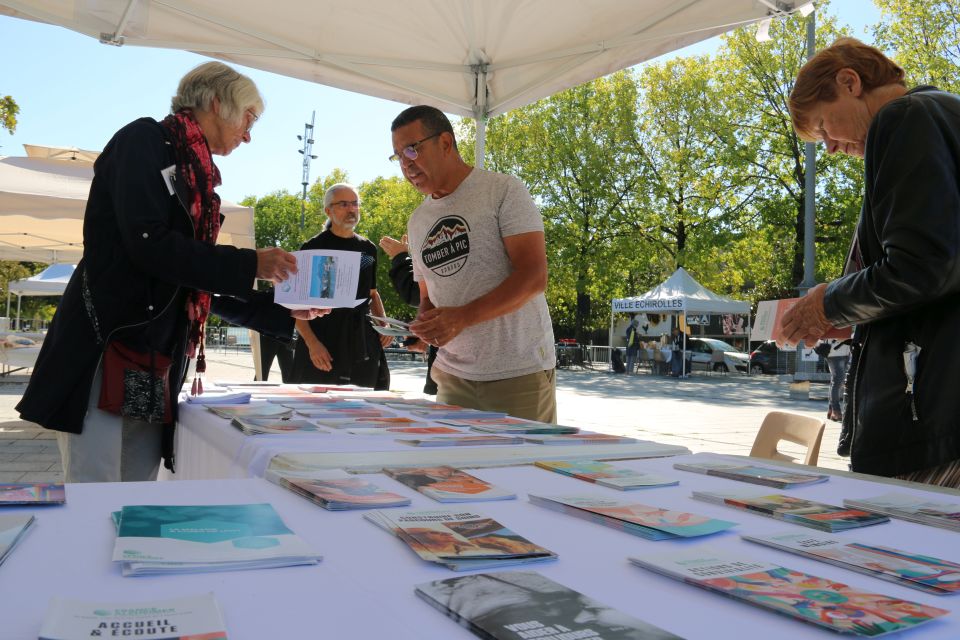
[[297, 111, 317, 228]]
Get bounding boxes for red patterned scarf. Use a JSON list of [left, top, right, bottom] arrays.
[[160, 108, 221, 393]]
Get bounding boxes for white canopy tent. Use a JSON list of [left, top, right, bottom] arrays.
[[611, 267, 751, 376], [0, 150, 256, 264], [0, 0, 810, 166], [6, 262, 74, 330]]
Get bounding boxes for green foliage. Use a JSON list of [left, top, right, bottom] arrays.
[[0, 95, 18, 134], [872, 0, 960, 92]]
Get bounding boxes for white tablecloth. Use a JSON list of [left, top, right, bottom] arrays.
[[168, 391, 690, 479], [6, 453, 960, 639]]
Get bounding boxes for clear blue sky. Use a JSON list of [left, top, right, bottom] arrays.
[[0, 2, 879, 204]]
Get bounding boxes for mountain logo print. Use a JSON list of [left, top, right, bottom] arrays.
[[421, 216, 470, 277]]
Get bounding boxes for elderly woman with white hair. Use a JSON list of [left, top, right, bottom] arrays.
[[17, 61, 326, 483]]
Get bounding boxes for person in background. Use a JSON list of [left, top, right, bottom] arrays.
[[823, 339, 851, 423], [291, 183, 393, 389], [379, 233, 438, 394], [16, 62, 326, 483], [781, 37, 960, 487], [625, 316, 641, 375], [669, 327, 686, 378], [390, 105, 556, 422]]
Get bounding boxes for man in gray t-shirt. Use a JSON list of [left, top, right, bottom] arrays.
[[389, 105, 557, 422]]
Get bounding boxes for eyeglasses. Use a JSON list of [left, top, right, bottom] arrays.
[[330, 200, 360, 208], [389, 132, 441, 163], [243, 109, 259, 134]]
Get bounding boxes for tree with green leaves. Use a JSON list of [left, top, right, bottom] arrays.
[[872, 0, 960, 93], [0, 95, 17, 135]]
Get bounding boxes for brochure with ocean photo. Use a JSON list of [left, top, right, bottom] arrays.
[[274, 249, 365, 309]]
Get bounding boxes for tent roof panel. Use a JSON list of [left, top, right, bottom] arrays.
[[612, 267, 750, 315]]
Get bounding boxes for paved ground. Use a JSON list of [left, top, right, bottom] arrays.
[[0, 350, 846, 483]]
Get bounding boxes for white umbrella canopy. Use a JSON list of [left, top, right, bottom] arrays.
[[0, 1, 806, 119], [0, 152, 256, 263]]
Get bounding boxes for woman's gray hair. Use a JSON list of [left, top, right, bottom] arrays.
[[171, 61, 264, 124], [323, 183, 359, 209]]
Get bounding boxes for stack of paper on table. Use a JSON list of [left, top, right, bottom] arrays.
[[266, 469, 410, 510], [630, 548, 948, 636], [673, 460, 829, 488], [230, 418, 327, 436], [397, 435, 525, 447], [38, 593, 228, 640], [0, 514, 35, 567], [110, 503, 321, 576], [844, 492, 960, 532], [693, 491, 889, 532], [416, 571, 682, 640], [365, 508, 556, 571], [0, 482, 65, 505], [522, 433, 637, 445], [184, 391, 252, 404], [743, 530, 960, 595], [440, 416, 579, 434], [206, 404, 293, 420], [535, 460, 677, 490], [529, 494, 736, 540], [383, 465, 515, 502]]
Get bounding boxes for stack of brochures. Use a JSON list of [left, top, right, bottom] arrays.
[[0, 514, 35, 567], [184, 391, 251, 404], [844, 492, 960, 532], [0, 482, 65, 504], [693, 491, 889, 532], [266, 469, 410, 510], [230, 417, 327, 435], [367, 314, 413, 337], [365, 509, 556, 571], [534, 460, 678, 490], [383, 465, 516, 502], [206, 404, 293, 420], [39, 593, 228, 640], [110, 503, 321, 576], [743, 530, 960, 595], [673, 460, 829, 488], [630, 548, 949, 636], [416, 571, 682, 640], [529, 494, 736, 540], [522, 433, 637, 445], [349, 426, 463, 436], [312, 417, 424, 429], [397, 435, 525, 447], [441, 417, 579, 435]]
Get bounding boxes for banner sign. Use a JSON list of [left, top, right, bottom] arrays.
[[612, 297, 684, 313]]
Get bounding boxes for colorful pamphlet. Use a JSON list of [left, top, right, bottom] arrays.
[[529, 494, 736, 540], [693, 491, 889, 532], [206, 403, 293, 419], [367, 314, 413, 337], [844, 493, 960, 532], [522, 433, 637, 445], [673, 460, 829, 488], [383, 465, 515, 502], [397, 435, 526, 447], [416, 571, 682, 640], [266, 469, 411, 510], [364, 508, 556, 571], [417, 410, 510, 420], [274, 249, 366, 309], [111, 503, 321, 576], [441, 417, 578, 434], [0, 482, 65, 504], [38, 593, 227, 640], [630, 548, 948, 636], [295, 409, 390, 419], [321, 419, 432, 430], [743, 530, 960, 595], [0, 513, 35, 566], [348, 426, 464, 435], [230, 417, 327, 435], [534, 460, 678, 490]]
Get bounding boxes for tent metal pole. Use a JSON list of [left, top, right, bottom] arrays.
[[16, 294, 21, 331]]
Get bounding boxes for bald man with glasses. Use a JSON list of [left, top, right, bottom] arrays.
[[389, 105, 557, 423]]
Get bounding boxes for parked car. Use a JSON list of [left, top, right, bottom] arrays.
[[749, 340, 830, 375], [685, 338, 749, 373]]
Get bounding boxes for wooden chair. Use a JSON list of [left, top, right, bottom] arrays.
[[750, 410, 825, 466]]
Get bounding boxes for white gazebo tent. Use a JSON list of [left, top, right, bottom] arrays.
[[611, 267, 751, 376], [6, 262, 75, 330], [0, 0, 811, 166]]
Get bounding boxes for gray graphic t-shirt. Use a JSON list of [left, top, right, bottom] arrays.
[[408, 169, 556, 381]]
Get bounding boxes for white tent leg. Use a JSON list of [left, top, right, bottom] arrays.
[[16, 294, 21, 331]]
